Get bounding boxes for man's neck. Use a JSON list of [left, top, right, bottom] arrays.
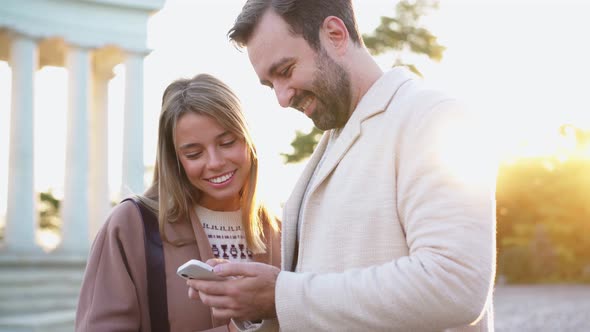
[[347, 47, 384, 114]]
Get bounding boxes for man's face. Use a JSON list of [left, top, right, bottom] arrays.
[[247, 10, 352, 130]]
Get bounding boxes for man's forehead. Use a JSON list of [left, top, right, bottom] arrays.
[[246, 10, 292, 77], [247, 11, 289, 50], [245, 41, 269, 79]]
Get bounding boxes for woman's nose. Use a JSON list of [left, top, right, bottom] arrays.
[[207, 150, 226, 170]]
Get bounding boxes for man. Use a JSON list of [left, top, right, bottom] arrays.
[[187, 1, 497, 331]]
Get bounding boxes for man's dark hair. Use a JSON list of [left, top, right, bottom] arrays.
[[228, 0, 363, 51]]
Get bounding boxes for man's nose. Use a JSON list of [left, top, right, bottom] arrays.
[[274, 82, 294, 108]]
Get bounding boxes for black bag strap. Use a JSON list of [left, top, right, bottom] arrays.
[[122, 198, 170, 332]]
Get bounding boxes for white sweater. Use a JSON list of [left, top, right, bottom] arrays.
[[196, 205, 253, 263]]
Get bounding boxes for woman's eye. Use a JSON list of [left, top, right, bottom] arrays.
[[185, 152, 202, 159], [221, 139, 236, 147]]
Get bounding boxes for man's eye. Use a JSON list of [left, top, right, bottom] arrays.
[[280, 65, 292, 76]]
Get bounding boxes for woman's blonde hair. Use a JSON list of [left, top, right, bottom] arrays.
[[138, 73, 277, 253]]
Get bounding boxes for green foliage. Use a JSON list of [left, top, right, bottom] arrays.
[[0, 191, 61, 240], [497, 154, 590, 283], [363, 0, 445, 72], [281, 127, 323, 163], [283, 0, 443, 162], [39, 191, 61, 231]]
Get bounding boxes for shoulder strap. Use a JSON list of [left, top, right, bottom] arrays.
[[122, 198, 170, 332]]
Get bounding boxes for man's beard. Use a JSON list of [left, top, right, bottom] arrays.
[[306, 49, 352, 131]]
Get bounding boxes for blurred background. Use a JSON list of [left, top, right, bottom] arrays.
[[1, 0, 589, 331]]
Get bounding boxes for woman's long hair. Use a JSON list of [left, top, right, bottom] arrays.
[[138, 73, 277, 253]]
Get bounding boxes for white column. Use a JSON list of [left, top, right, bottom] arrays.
[[5, 33, 39, 252], [121, 53, 144, 197], [59, 45, 90, 253], [88, 61, 113, 240]]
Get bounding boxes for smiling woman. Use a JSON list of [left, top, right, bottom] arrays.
[[175, 113, 250, 211], [75, 73, 281, 331]]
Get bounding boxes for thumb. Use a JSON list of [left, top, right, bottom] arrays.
[[213, 262, 261, 277], [206, 258, 229, 267]]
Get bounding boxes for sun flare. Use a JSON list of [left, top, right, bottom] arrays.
[[434, 110, 499, 187]]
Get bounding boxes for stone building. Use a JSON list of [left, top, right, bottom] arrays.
[[0, 0, 165, 330]]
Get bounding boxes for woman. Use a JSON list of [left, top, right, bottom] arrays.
[[75, 74, 280, 332]]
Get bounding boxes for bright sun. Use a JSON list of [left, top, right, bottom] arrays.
[[432, 106, 499, 188]]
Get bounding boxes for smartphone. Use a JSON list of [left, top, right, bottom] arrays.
[[176, 259, 225, 281]]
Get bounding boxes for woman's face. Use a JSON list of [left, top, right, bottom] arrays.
[[174, 112, 251, 211]]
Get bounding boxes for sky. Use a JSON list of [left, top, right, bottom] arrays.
[[1, 0, 590, 219]]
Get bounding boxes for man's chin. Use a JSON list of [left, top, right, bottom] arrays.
[[311, 119, 329, 131], [312, 118, 347, 131]]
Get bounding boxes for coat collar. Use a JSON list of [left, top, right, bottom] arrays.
[[281, 67, 415, 271], [309, 67, 415, 194], [160, 209, 211, 261]]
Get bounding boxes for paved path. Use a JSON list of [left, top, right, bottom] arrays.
[[494, 284, 590, 332]]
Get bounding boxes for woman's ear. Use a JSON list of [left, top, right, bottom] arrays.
[[320, 16, 350, 55]]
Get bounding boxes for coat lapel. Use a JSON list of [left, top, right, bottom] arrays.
[[161, 210, 212, 259], [281, 132, 330, 271], [308, 67, 413, 195], [189, 209, 215, 261], [282, 68, 414, 270]]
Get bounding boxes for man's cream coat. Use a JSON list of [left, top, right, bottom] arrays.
[[275, 68, 497, 331]]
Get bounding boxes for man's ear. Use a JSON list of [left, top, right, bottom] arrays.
[[320, 16, 349, 55]]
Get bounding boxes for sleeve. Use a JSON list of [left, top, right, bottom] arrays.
[[75, 202, 146, 332], [231, 217, 282, 332], [269, 217, 282, 269], [231, 319, 279, 332], [275, 100, 497, 331], [201, 326, 231, 332]]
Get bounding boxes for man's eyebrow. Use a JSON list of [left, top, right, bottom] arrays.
[[259, 57, 293, 86]]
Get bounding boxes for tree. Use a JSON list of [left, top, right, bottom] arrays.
[[560, 124, 590, 154], [281, 127, 324, 163], [282, 0, 445, 163], [363, 0, 445, 74], [496, 155, 590, 283], [39, 191, 61, 232]]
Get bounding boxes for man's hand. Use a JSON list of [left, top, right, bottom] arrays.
[[187, 262, 280, 321]]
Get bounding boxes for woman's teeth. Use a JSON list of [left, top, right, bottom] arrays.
[[208, 171, 234, 184]]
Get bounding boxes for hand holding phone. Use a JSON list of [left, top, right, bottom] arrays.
[[176, 259, 226, 281]]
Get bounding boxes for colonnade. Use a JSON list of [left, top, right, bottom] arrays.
[[2, 31, 146, 253]]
